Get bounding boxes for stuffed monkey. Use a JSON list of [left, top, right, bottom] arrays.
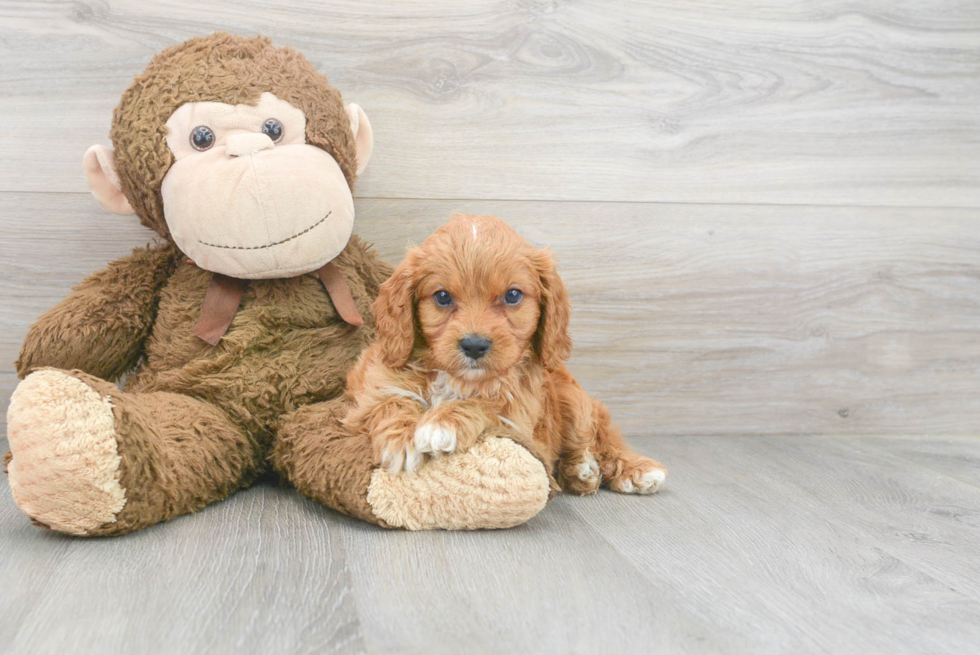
[[5, 33, 553, 536]]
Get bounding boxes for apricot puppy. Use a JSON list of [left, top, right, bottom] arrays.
[[344, 214, 666, 496]]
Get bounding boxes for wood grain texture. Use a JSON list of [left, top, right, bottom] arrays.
[[0, 483, 366, 655], [2, 193, 978, 437], [567, 435, 980, 655], [338, 505, 728, 654], [0, 1, 978, 206], [2, 4, 980, 653], [4, 436, 980, 654], [856, 436, 980, 488]]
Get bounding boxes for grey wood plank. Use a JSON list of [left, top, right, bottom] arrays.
[[569, 435, 980, 654], [0, 1, 977, 206], [793, 436, 980, 599], [855, 436, 980, 488], [0, 481, 366, 655], [3, 192, 979, 437], [5, 436, 980, 654], [339, 499, 740, 655], [639, 435, 980, 601]]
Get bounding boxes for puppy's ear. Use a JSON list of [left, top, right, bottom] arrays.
[[373, 249, 420, 368], [532, 248, 572, 370]]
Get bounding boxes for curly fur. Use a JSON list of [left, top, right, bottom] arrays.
[[345, 215, 667, 493]]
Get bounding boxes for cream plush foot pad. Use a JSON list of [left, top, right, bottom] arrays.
[[7, 370, 127, 535], [366, 436, 551, 530]]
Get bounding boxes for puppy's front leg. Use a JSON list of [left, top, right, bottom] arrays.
[[348, 396, 427, 474], [414, 400, 499, 459]]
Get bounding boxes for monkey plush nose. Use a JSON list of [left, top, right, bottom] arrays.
[[459, 335, 491, 360], [226, 132, 275, 157]]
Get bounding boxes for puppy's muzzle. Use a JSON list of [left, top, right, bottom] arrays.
[[459, 335, 491, 360]]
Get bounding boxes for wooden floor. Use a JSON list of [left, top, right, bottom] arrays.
[[2, 435, 980, 654], [1, 1, 979, 653]]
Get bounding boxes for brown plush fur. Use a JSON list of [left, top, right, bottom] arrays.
[[346, 215, 667, 494], [273, 397, 384, 525], [15, 234, 391, 535], [15, 243, 181, 381], [10, 34, 393, 535]]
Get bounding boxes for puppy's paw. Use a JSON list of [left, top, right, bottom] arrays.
[[414, 403, 483, 455], [605, 456, 667, 495], [375, 431, 424, 474], [558, 450, 602, 496], [414, 422, 457, 457], [622, 467, 667, 495]]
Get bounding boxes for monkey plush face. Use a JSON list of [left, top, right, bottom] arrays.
[[80, 33, 373, 280], [160, 92, 358, 278]]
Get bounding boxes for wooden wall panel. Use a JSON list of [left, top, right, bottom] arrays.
[[0, 1, 977, 206], [2, 193, 977, 436]]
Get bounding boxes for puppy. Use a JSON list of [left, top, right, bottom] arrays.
[[344, 214, 666, 496]]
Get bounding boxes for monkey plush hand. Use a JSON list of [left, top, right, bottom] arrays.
[[4, 34, 552, 536]]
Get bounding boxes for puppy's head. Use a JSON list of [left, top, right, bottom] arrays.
[[373, 214, 572, 379]]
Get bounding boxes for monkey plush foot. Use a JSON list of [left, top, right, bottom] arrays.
[[7, 369, 263, 537], [6, 369, 127, 535], [365, 434, 553, 530]]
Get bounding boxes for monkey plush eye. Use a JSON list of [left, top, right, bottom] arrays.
[[504, 289, 524, 305], [433, 290, 453, 307], [189, 125, 215, 151], [261, 118, 284, 142]]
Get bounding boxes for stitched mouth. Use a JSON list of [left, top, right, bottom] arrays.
[[198, 211, 331, 250]]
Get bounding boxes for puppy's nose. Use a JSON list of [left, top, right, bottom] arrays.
[[459, 335, 491, 360], [226, 132, 275, 157]]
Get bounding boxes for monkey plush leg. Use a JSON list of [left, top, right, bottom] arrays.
[[6, 369, 263, 537], [274, 398, 556, 530]]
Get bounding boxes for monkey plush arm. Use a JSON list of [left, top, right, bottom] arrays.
[[16, 242, 180, 381]]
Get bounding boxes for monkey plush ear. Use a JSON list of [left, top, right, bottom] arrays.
[[83, 145, 135, 215], [345, 104, 373, 176]]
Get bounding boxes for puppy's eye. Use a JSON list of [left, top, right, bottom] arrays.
[[433, 290, 453, 307], [190, 125, 215, 151], [504, 289, 523, 305]]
